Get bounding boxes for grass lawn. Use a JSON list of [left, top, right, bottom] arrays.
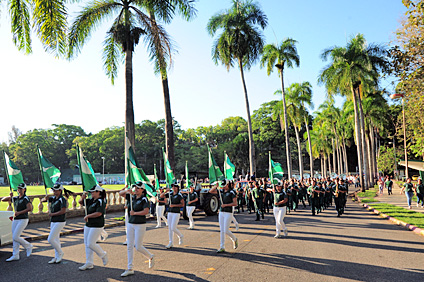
[[356, 188, 377, 198], [0, 185, 124, 212], [367, 203, 424, 229]]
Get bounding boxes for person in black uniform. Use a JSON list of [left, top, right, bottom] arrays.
[[236, 182, 244, 213], [307, 180, 319, 216], [162, 183, 184, 249], [210, 179, 238, 253], [41, 184, 72, 264], [335, 179, 348, 216], [78, 185, 108, 270], [4, 183, 33, 262], [119, 182, 154, 277]]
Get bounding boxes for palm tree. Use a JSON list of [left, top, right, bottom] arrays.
[[207, 0, 268, 175], [318, 34, 387, 190], [4, 0, 68, 56], [260, 38, 300, 179]]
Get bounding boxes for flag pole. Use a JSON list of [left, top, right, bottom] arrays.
[[76, 145, 87, 216], [37, 145, 50, 211], [3, 151, 15, 212]]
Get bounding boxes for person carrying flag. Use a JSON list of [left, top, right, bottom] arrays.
[[185, 183, 198, 229], [78, 185, 108, 270], [3, 183, 33, 261], [270, 181, 288, 238], [155, 186, 168, 228], [210, 179, 238, 253], [119, 181, 154, 277], [40, 184, 72, 263], [161, 183, 184, 249]]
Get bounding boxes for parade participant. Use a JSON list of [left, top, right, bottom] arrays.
[[263, 179, 272, 214], [210, 179, 238, 253], [287, 179, 299, 211], [335, 179, 348, 216], [40, 184, 72, 264], [415, 179, 424, 208], [161, 183, 184, 249], [236, 182, 244, 213], [317, 181, 325, 212], [4, 183, 33, 262], [401, 178, 414, 209], [252, 181, 264, 220], [119, 182, 154, 277], [271, 181, 288, 238], [78, 185, 108, 270], [307, 180, 319, 216], [385, 176, 393, 195], [298, 180, 307, 208], [155, 186, 168, 228], [185, 183, 198, 229], [245, 182, 254, 214]]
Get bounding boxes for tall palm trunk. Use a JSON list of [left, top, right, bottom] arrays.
[[352, 87, 365, 191], [161, 76, 175, 169], [323, 153, 328, 179], [279, 69, 292, 179], [342, 141, 348, 174], [320, 155, 324, 177], [366, 132, 374, 185], [328, 154, 332, 177], [305, 118, 313, 177], [239, 59, 256, 175], [294, 125, 303, 179], [124, 49, 135, 178], [357, 94, 370, 188], [338, 144, 343, 174], [332, 138, 336, 175], [370, 127, 378, 179]]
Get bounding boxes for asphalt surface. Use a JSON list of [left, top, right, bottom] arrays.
[[1, 200, 423, 282]]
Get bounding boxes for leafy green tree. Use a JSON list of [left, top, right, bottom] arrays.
[[260, 38, 300, 178], [207, 0, 268, 176]]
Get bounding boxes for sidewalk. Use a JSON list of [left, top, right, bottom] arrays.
[[375, 182, 424, 213]]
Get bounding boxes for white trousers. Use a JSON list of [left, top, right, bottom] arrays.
[[125, 209, 128, 237], [126, 223, 152, 270], [12, 219, 31, 257], [273, 207, 287, 235], [83, 226, 106, 265], [48, 222, 66, 259], [167, 212, 182, 245], [231, 206, 238, 226], [186, 206, 195, 227], [156, 205, 167, 226], [219, 212, 236, 249]]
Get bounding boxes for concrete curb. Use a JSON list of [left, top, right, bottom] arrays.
[[354, 196, 424, 238]]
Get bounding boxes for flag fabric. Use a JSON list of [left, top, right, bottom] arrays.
[[208, 145, 224, 185], [125, 138, 157, 198], [185, 161, 192, 188], [153, 164, 160, 190], [162, 148, 175, 188], [76, 145, 98, 192], [224, 152, 236, 181], [269, 152, 284, 185], [3, 151, 24, 191], [37, 146, 61, 188]]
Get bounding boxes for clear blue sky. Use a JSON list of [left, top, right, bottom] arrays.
[[0, 0, 406, 143]]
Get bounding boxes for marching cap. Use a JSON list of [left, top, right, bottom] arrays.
[[17, 183, 26, 189], [132, 181, 145, 189], [52, 184, 64, 191], [88, 184, 104, 192]]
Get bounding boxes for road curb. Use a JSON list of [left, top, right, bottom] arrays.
[[354, 197, 424, 238]]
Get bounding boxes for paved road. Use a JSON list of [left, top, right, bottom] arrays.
[[377, 182, 424, 213], [1, 200, 423, 282]]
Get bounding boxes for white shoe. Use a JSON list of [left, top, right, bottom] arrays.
[[56, 252, 64, 263], [155, 225, 161, 228], [79, 264, 94, 271], [101, 233, 108, 242], [235, 223, 239, 231], [123, 241, 128, 245], [283, 229, 288, 237], [6, 256, 19, 262], [178, 235, 184, 245], [165, 243, 173, 249], [274, 234, 282, 238], [102, 253, 108, 266], [149, 255, 155, 268], [26, 244, 33, 257], [48, 258, 57, 264], [121, 269, 134, 277]]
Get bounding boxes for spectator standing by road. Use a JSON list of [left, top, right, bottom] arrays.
[[400, 178, 414, 209]]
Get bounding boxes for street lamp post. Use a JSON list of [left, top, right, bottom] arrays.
[[390, 93, 408, 179], [101, 157, 105, 184]]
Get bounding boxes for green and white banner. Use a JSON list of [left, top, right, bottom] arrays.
[[154, 164, 160, 191], [76, 145, 98, 192], [162, 147, 175, 188], [126, 138, 156, 198], [269, 152, 284, 185], [37, 146, 61, 188], [224, 152, 236, 181], [185, 161, 192, 188], [208, 145, 224, 185], [3, 151, 24, 191]]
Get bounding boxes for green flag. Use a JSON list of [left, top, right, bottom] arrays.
[[76, 145, 98, 192], [154, 164, 160, 190], [185, 161, 192, 188], [162, 148, 175, 188], [37, 146, 61, 188], [126, 138, 157, 198], [224, 152, 236, 181], [269, 152, 284, 185], [208, 145, 224, 185], [3, 151, 24, 191]]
